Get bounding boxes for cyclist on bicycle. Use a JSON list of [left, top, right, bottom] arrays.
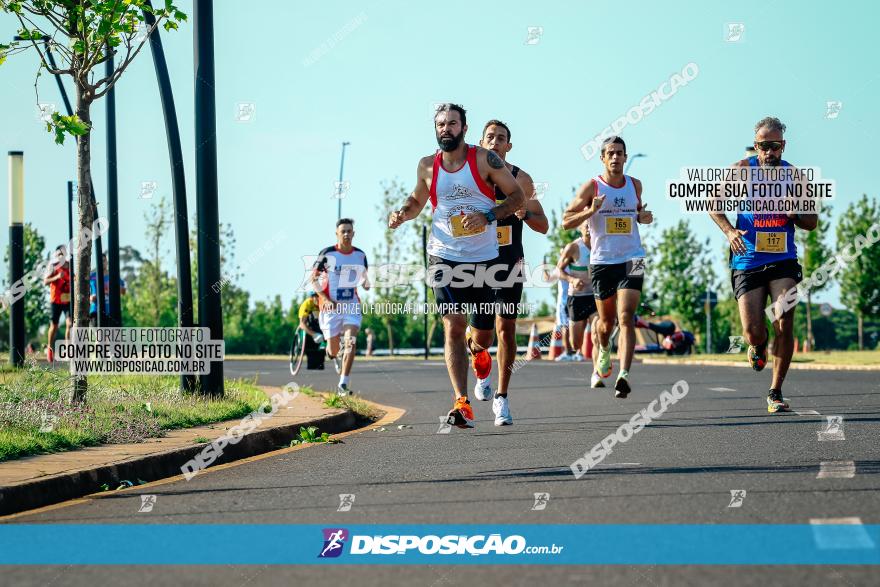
[[298, 291, 324, 345]]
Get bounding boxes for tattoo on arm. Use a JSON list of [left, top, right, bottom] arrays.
[[487, 150, 504, 169]]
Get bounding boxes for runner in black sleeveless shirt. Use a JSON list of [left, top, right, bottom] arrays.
[[474, 119, 548, 425]]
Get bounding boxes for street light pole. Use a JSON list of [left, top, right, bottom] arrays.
[[143, 0, 196, 393], [67, 181, 75, 319], [337, 141, 349, 220], [423, 224, 428, 360], [705, 289, 712, 354], [8, 152, 25, 367], [194, 0, 224, 396], [105, 44, 122, 327], [624, 153, 646, 174]]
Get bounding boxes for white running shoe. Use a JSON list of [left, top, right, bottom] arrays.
[[493, 395, 512, 426], [571, 352, 585, 362], [590, 372, 606, 388], [473, 377, 492, 401], [554, 353, 573, 362]]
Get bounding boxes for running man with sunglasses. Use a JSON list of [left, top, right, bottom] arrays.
[[710, 116, 817, 413]]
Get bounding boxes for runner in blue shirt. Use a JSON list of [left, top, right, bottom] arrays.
[[710, 117, 818, 413]]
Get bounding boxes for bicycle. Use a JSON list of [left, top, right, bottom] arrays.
[[289, 326, 308, 376], [289, 324, 327, 375]]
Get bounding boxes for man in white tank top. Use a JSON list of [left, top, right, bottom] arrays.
[[563, 136, 654, 399], [388, 103, 525, 429]]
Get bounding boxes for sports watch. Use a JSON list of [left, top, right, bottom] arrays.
[[483, 210, 497, 223]]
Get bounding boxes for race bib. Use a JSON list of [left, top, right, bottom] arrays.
[[60, 292, 71, 303], [450, 214, 486, 238], [756, 232, 787, 253], [497, 225, 512, 246], [606, 216, 632, 235]]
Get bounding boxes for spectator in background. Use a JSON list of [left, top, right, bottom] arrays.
[[365, 328, 375, 356], [90, 254, 127, 326], [43, 245, 71, 362]]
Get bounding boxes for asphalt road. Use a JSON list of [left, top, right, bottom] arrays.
[[3, 357, 879, 585]]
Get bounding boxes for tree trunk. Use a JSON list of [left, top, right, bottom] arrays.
[[384, 320, 394, 356], [805, 291, 813, 352], [427, 317, 438, 352], [858, 313, 864, 351], [70, 85, 94, 404]]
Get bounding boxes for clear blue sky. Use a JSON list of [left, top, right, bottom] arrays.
[[1, 0, 877, 311]]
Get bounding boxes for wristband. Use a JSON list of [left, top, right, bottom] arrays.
[[523, 210, 533, 221]]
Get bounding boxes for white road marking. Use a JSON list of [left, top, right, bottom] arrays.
[[817, 461, 856, 479], [810, 517, 875, 550], [795, 409, 821, 416], [708, 387, 736, 392]]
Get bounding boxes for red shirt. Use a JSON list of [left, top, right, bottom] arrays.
[[49, 266, 71, 304]]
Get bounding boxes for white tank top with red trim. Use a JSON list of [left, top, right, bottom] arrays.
[[426, 145, 498, 262], [586, 175, 646, 265]]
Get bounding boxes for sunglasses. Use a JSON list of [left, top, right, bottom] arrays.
[[755, 141, 784, 152]]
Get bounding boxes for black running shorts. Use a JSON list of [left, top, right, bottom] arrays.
[[731, 258, 802, 300], [590, 259, 645, 301], [429, 256, 496, 330], [50, 303, 69, 324], [566, 294, 598, 323]]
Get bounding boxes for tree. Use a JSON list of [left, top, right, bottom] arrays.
[[118, 245, 143, 285], [836, 195, 880, 350], [141, 197, 174, 325], [1, 1, 186, 403], [545, 204, 579, 265], [651, 220, 717, 341], [3, 223, 49, 347], [372, 179, 418, 354], [189, 220, 250, 352], [797, 206, 833, 351], [404, 182, 440, 352], [123, 198, 177, 327]]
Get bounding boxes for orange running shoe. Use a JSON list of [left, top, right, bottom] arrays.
[[466, 327, 491, 380], [447, 396, 475, 429]]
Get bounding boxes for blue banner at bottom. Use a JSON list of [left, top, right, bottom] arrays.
[[0, 524, 878, 565]]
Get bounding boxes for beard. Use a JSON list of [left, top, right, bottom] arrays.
[[436, 130, 464, 152], [761, 154, 781, 166]]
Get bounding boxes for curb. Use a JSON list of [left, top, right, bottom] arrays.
[[0, 409, 358, 517], [640, 358, 880, 371]]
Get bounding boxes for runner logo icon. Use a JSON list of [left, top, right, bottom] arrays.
[[318, 528, 349, 558]]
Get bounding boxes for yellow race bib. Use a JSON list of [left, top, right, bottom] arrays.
[[450, 214, 486, 238], [606, 216, 632, 235], [756, 232, 787, 253], [497, 225, 512, 246], [60, 292, 71, 303]]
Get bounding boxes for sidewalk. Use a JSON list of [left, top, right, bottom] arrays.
[[0, 387, 370, 517]]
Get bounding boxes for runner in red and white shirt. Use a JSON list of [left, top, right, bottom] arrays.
[[43, 245, 71, 363], [388, 103, 525, 429], [311, 218, 370, 395]]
